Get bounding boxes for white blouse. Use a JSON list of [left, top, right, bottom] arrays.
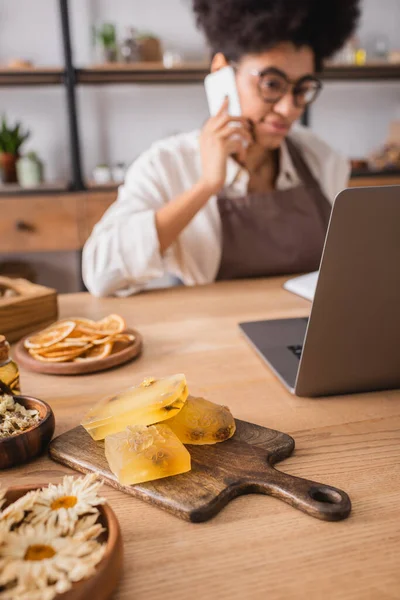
[[82, 126, 350, 297]]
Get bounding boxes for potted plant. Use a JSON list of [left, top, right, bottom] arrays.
[[93, 23, 118, 63], [0, 116, 30, 183], [111, 162, 126, 183], [92, 163, 112, 185], [136, 32, 163, 62], [16, 151, 44, 188], [120, 27, 140, 63]]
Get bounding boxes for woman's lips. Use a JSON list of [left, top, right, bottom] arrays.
[[259, 120, 290, 135]]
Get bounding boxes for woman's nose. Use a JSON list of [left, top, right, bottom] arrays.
[[273, 92, 299, 120]]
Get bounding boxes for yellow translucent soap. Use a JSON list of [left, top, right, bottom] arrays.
[[81, 374, 188, 440], [165, 395, 236, 445], [105, 423, 191, 485]]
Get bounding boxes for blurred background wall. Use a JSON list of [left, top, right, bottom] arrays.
[[1, 0, 399, 291]]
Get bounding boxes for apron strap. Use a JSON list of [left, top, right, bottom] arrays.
[[285, 136, 332, 226], [285, 137, 321, 188]]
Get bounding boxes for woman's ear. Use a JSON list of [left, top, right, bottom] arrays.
[[210, 53, 229, 73]]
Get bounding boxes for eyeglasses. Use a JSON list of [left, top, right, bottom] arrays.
[[233, 64, 323, 108]]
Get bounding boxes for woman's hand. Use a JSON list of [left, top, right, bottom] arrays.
[[199, 97, 252, 195], [155, 99, 252, 254]]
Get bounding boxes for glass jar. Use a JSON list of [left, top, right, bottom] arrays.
[[0, 335, 20, 394]]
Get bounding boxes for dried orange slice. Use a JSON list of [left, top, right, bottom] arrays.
[[41, 340, 90, 350], [25, 313, 130, 364], [112, 333, 136, 348], [89, 331, 134, 346], [28, 351, 72, 363], [90, 335, 115, 346], [32, 343, 91, 358], [28, 345, 90, 362], [70, 317, 97, 326], [74, 342, 114, 362], [36, 343, 92, 356], [24, 321, 76, 349], [78, 314, 126, 336], [114, 332, 135, 342], [66, 319, 100, 339], [67, 330, 97, 341]]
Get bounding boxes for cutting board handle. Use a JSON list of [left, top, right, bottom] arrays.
[[253, 467, 351, 521]]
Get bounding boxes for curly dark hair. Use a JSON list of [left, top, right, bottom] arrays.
[[193, 0, 361, 69]]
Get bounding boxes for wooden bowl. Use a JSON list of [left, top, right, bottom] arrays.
[[15, 328, 143, 376], [0, 395, 55, 469], [3, 484, 123, 600]]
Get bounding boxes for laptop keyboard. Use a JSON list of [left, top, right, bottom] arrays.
[[288, 344, 303, 360]]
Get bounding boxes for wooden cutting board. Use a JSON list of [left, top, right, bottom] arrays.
[[49, 420, 351, 523]]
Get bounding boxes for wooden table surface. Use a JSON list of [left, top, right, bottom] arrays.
[[6, 277, 400, 600]]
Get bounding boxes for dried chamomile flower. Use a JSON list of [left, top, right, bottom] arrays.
[[0, 490, 40, 528], [0, 521, 106, 591], [0, 395, 14, 414], [28, 474, 105, 533], [0, 395, 39, 439], [0, 581, 61, 600], [0, 519, 10, 546], [72, 512, 105, 542]]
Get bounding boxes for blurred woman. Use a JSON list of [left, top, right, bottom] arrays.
[[83, 0, 360, 296]]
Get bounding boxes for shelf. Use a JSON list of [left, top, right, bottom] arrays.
[[0, 181, 121, 197], [0, 67, 65, 86], [2, 63, 399, 87], [1, 169, 398, 199], [76, 62, 400, 85], [349, 169, 400, 188], [87, 171, 400, 187], [322, 63, 400, 81], [0, 181, 70, 196], [351, 168, 400, 178], [77, 62, 210, 84], [86, 181, 120, 191]]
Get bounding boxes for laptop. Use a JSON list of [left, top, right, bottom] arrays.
[[239, 185, 400, 397]]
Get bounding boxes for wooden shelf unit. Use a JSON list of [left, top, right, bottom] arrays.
[[321, 63, 400, 81], [3, 63, 398, 87], [76, 62, 400, 85], [0, 191, 113, 254], [77, 62, 210, 84], [0, 181, 70, 196], [349, 172, 400, 187], [1, 0, 399, 188], [2, 168, 399, 255], [0, 67, 64, 86]]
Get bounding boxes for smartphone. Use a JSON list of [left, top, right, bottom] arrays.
[[204, 66, 242, 117]]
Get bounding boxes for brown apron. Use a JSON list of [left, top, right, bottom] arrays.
[[216, 138, 332, 280]]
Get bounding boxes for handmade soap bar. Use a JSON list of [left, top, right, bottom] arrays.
[[81, 374, 188, 440], [105, 423, 191, 485], [165, 395, 236, 445]]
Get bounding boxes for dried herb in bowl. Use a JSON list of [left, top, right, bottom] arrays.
[[0, 394, 40, 439]]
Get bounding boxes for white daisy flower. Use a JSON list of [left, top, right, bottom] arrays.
[[72, 512, 105, 542], [28, 474, 105, 533], [0, 521, 106, 591], [12, 571, 72, 598], [0, 581, 61, 600], [0, 520, 10, 546], [0, 490, 40, 528]]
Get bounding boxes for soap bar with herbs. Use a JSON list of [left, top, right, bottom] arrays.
[[105, 423, 191, 485], [165, 395, 236, 445], [81, 374, 188, 440]]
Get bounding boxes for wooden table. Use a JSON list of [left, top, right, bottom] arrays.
[[6, 278, 400, 600]]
